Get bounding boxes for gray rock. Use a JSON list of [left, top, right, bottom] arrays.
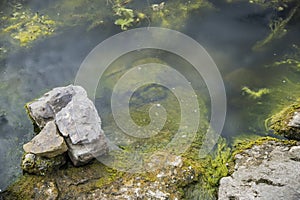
[[26, 85, 85, 128], [23, 121, 68, 158], [218, 141, 300, 200], [25, 85, 108, 166], [55, 94, 102, 144], [66, 136, 108, 166]]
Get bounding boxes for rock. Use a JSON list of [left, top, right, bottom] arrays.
[[55, 89, 108, 165], [21, 153, 66, 175], [288, 112, 300, 127], [66, 136, 108, 166], [268, 102, 300, 141], [26, 85, 85, 128], [25, 85, 108, 166], [23, 121, 68, 158], [218, 141, 300, 200], [55, 95, 102, 144]]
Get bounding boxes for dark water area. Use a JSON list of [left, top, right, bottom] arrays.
[[0, 0, 300, 191]]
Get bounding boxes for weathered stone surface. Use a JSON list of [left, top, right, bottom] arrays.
[[23, 121, 68, 158], [26, 85, 85, 128], [55, 95, 102, 144], [66, 136, 108, 166], [21, 153, 66, 175], [288, 112, 300, 128], [218, 141, 300, 200], [25, 85, 108, 166]]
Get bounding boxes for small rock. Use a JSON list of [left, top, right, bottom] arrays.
[[288, 112, 300, 128], [21, 153, 66, 175], [23, 121, 68, 158]]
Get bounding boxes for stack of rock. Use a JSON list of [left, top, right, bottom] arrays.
[[22, 85, 108, 174]]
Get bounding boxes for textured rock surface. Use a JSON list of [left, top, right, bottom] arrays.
[[55, 95, 102, 144], [23, 121, 68, 158], [25, 85, 108, 166], [26, 85, 77, 128], [218, 141, 300, 200]]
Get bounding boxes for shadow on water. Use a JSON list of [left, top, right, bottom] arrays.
[[0, 0, 300, 192]]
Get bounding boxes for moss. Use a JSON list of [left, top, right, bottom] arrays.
[[242, 86, 270, 99], [3, 174, 45, 200], [232, 136, 298, 157], [265, 99, 300, 140]]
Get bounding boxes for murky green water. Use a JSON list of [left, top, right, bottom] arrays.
[[1, 0, 300, 192]]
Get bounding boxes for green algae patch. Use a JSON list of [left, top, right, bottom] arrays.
[[242, 86, 270, 99], [2, 11, 56, 47], [232, 135, 298, 157]]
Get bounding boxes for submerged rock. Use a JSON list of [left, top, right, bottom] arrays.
[[24, 85, 108, 168], [23, 121, 68, 158], [218, 140, 300, 200]]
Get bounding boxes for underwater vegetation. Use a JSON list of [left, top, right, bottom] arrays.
[[270, 44, 300, 71], [2, 12, 56, 47], [253, 2, 299, 50], [226, 0, 300, 50], [242, 86, 270, 99]]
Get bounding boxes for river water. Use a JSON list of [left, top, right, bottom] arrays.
[[0, 0, 300, 191]]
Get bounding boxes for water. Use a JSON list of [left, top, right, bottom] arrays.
[[0, 0, 300, 191]]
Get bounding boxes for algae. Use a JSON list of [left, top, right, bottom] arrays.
[[148, 0, 213, 30], [2, 10, 56, 47], [253, 3, 299, 50], [242, 86, 270, 99]]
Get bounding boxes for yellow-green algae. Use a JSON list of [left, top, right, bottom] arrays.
[[242, 86, 270, 99], [2, 11, 56, 47]]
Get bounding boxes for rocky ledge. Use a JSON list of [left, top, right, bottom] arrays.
[[218, 140, 300, 200], [219, 100, 300, 200]]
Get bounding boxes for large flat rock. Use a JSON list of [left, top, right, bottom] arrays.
[[218, 141, 300, 200]]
